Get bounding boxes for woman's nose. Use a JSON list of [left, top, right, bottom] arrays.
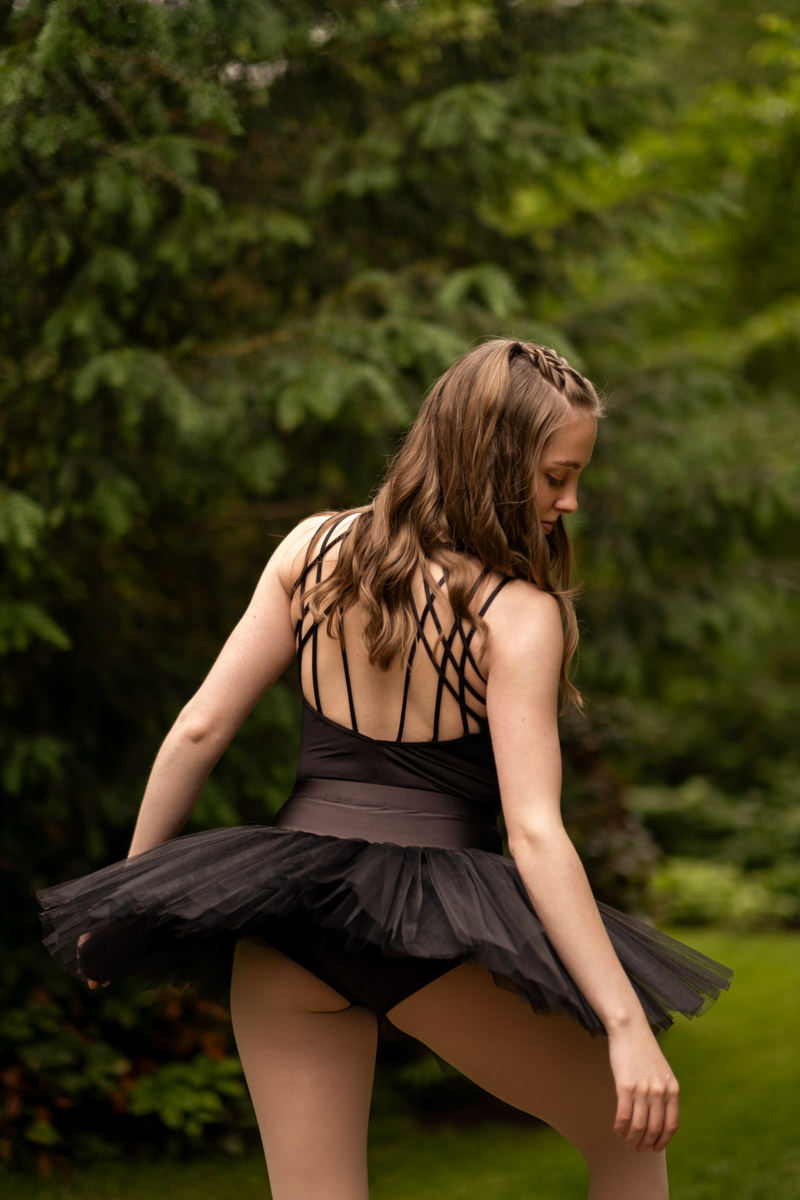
[[555, 488, 579, 513]]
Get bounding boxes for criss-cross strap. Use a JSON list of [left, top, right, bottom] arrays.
[[395, 574, 445, 742], [297, 514, 512, 740], [399, 572, 511, 740]]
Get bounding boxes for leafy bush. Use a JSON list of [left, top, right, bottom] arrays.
[[0, 983, 253, 1173], [628, 776, 800, 871], [127, 1056, 249, 1144], [649, 858, 798, 929], [629, 775, 800, 929]]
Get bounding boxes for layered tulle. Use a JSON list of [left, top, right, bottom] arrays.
[[38, 825, 732, 1034]]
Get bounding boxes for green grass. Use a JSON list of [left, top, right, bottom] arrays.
[[657, 930, 800, 1200], [6, 930, 799, 1199]]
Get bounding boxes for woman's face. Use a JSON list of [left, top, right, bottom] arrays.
[[534, 415, 597, 535]]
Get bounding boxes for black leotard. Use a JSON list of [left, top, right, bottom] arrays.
[[263, 516, 509, 1010]]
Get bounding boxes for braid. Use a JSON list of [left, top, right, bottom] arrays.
[[509, 341, 599, 412]]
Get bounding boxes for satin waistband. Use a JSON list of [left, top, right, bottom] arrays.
[[273, 777, 502, 852]]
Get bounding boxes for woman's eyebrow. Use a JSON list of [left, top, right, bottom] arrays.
[[550, 459, 582, 469]]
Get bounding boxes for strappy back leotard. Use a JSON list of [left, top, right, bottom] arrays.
[[274, 514, 509, 854], [38, 515, 733, 1027], [261, 514, 514, 1011]]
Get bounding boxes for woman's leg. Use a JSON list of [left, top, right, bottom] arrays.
[[231, 938, 378, 1200], [387, 961, 669, 1200]]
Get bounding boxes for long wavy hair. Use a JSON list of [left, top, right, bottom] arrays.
[[296, 338, 604, 711]]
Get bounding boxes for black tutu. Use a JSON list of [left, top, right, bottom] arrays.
[[38, 549, 734, 1035], [38, 822, 732, 1035]]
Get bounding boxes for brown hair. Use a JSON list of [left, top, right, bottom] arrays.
[[296, 338, 603, 711]]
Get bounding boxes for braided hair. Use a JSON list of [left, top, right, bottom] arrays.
[[508, 340, 597, 408]]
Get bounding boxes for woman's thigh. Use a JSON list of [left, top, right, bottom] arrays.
[[386, 960, 669, 1199], [230, 938, 378, 1200]]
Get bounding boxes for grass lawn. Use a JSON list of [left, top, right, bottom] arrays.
[[6, 930, 799, 1199]]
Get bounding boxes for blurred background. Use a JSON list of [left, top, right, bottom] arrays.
[[1, 0, 798, 1194]]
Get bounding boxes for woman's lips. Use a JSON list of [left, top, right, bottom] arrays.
[[542, 521, 554, 533]]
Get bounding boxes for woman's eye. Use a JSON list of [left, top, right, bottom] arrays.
[[546, 475, 565, 488]]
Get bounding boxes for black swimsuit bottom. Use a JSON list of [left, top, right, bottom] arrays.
[[258, 906, 467, 1013]]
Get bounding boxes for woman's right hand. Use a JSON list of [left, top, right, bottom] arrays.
[[608, 1020, 680, 1153], [77, 933, 109, 989]]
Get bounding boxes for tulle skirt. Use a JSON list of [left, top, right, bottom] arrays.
[[37, 824, 733, 1034]]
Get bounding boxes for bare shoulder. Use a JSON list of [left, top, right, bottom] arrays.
[[270, 511, 357, 595], [481, 578, 563, 675]]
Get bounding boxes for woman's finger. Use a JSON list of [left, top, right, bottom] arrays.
[[618, 1091, 649, 1148], [635, 1087, 667, 1153], [652, 1087, 680, 1153], [613, 1083, 634, 1140]]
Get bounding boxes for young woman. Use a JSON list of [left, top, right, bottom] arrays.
[[39, 339, 732, 1200]]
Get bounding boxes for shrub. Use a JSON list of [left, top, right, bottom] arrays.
[[649, 858, 797, 929], [0, 984, 254, 1173]]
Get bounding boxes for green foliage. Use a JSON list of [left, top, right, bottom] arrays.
[[2, 0, 798, 1168], [629, 773, 800, 871], [2, 0, 671, 941], [630, 773, 800, 928], [0, 983, 250, 1170], [649, 858, 797, 928], [127, 1057, 247, 1141], [554, 10, 800, 883]]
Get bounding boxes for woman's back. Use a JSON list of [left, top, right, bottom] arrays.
[[292, 513, 508, 745]]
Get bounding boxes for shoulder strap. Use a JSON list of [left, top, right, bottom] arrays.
[[462, 576, 512, 683], [338, 626, 359, 733], [295, 515, 353, 715]]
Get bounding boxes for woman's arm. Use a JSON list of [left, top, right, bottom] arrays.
[[483, 581, 679, 1154], [126, 516, 322, 858]]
